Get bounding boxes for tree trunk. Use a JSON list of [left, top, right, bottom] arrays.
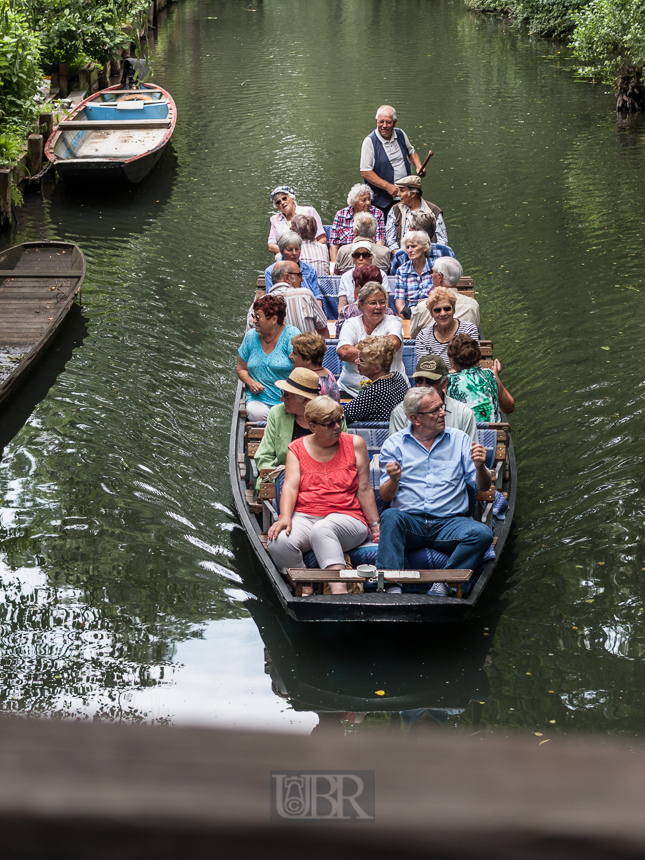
[[615, 65, 645, 112]]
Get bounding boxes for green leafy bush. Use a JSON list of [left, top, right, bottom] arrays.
[[23, 0, 151, 69], [572, 0, 645, 108], [0, 0, 42, 132], [467, 0, 592, 38]]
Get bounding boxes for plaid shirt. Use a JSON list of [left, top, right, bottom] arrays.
[[330, 206, 386, 246], [394, 243, 455, 307]]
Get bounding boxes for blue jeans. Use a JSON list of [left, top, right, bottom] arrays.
[[376, 508, 492, 575]]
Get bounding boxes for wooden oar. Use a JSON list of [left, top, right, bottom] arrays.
[[418, 149, 434, 176]]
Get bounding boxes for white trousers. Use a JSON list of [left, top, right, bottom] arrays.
[[268, 512, 369, 570], [246, 399, 271, 422]]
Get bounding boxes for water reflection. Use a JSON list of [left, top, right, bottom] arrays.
[[1, 0, 645, 734]]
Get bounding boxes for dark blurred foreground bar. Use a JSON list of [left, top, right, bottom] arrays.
[[1, 716, 645, 859]]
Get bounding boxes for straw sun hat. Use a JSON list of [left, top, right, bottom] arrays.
[[275, 367, 320, 400]]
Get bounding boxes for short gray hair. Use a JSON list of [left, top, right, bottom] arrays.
[[376, 105, 397, 121], [277, 231, 302, 253], [347, 183, 373, 207], [273, 260, 295, 282], [353, 212, 378, 240], [402, 230, 432, 252], [357, 282, 388, 304], [403, 387, 439, 418], [432, 257, 463, 286]]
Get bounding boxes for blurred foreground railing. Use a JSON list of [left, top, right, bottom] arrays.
[[0, 716, 643, 858]]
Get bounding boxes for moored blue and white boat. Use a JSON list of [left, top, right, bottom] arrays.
[[45, 82, 177, 185]]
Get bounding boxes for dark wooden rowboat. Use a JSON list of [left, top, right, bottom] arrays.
[[44, 83, 177, 185], [0, 241, 86, 407], [229, 267, 516, 623]]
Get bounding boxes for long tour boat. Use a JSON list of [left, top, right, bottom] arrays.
[[229, 244, 516, 623]]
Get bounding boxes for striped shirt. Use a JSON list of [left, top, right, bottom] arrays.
[[415, 320, 480, 368], [299, 240, 330, 277], [330, 206, 386, 246], [268, 283, 329, 334]]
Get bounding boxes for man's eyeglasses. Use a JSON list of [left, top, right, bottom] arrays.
[[431, 305, 453, 313], [352, 252, 372, 259], [315, 418, 343, 429], [415, 405, 446, 418], [287, 271, 303, 279]]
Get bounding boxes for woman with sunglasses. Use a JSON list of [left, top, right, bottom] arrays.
[[267, 396, 380, 596], [415, 287, 479, 369], [237, 294, 301, 422], [337, 242, 391, 313], [268, 186, 326, 256]]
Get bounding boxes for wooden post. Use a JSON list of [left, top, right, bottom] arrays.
[[27, 134, 43, 178], [98, 64, 110, 90], [59, 61, 68, 98], [39, 113, 54, 145], [0, 169, 11, 230]]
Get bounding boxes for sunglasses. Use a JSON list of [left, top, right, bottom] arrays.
[[315, 418, 343, 429], [432, 305, 453, 313], [352, 252, 372, 259]]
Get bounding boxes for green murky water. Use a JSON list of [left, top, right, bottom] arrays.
[[2, 0, 645, 738]]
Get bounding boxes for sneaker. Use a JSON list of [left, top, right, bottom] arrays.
[[427, 582, 450, 596], [386, 584, 402, 594]]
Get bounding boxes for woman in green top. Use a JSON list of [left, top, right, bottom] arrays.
[[253, 367, 321, 485], [446, 334, 515, 423]]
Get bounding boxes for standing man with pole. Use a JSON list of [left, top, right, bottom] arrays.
[[360, 105, 427, 222]]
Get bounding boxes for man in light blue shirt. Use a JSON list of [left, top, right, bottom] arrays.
[[264, 231, 323, 303], [376, 387, 492, 590]]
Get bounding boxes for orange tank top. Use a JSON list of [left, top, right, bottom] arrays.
[[289, 433, 367, 526]]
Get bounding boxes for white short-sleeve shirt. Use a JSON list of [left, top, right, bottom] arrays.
[[360, 129, 415, 183], [337, 315, 407, 398]]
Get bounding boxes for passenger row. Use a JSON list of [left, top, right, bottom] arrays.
[[236, 171, 514, 595]]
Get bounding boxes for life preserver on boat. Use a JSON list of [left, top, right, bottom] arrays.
[[119, 93, 154, 102]]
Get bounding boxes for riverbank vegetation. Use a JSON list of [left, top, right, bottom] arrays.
[[0, 0, 150, 170], [466, 0, 645, 110]]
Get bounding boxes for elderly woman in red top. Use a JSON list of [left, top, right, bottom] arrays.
[[267, 396, 380, 595]]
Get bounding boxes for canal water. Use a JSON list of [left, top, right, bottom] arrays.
[[2, 0, 645, 739]]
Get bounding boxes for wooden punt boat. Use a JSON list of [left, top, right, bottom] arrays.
[[0, 242, 86, 407], [229, 272, 516, 623], [44, 83, 176, 185]]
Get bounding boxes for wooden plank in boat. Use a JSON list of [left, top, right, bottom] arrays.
[[0, 270, 84, 278], [287, 568, 472, 583], [59, 119, 171, 129]]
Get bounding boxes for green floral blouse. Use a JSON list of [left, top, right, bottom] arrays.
[[446, 367, 500, 423]]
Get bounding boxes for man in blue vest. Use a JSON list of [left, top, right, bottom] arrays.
[[360, 105, 426, 222]]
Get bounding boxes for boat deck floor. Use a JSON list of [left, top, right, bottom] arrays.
[[69, 128, 166, 159], [0, 247, 80, 366]]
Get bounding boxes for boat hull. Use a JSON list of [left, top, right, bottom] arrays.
[[44, 83, 176, 186], [0, 241, 86, 406]]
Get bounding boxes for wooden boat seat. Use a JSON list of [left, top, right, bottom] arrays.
[[286, 568, 473, 598], [59, 119, 172, 130]]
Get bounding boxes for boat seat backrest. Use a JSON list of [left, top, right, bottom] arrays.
[[346, 426, 389, 449], [323, 225, 332, 244], [317, 274, 398, 315], [477, 428, 498, 470]]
